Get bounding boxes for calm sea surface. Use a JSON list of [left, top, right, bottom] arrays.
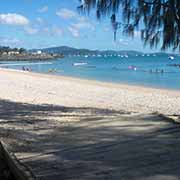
[[1, 54, 180, 90]]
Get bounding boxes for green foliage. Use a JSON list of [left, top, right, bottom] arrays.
[[0, 46, 26, 54], [19, 48, 26, 54], [0, 46, 10, 53], [78, 0, 180, 51]]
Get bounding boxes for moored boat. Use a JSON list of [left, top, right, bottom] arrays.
[[73, 62, 87, 66]]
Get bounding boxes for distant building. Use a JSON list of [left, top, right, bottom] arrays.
[[37, 50, 42, 54], [2, 52, 8, 55], [8, 51, 20, 55]]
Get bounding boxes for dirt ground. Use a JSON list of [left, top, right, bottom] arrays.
[[0, 99, 180, 180]]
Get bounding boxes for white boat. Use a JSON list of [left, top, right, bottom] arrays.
[[84, 55, 88, 58], [73, 62, 87, 66], [168, 56, 175, 60]]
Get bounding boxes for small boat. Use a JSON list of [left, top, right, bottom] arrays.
[[167, 64, 180, 68], [128, 65, 137, 71], [73, 62, 87, 66], [168, 56, 174, 60], [84, 55, 88, 58]]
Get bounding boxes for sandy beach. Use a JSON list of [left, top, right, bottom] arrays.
[[0, 68, 180, 179], [0, 68, 180, 115]]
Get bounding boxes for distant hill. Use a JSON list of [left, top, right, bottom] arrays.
[[30, 46, 179, 57], [30, 46, 143, 56]]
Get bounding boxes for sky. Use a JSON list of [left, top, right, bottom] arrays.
[[0, 0, 163, 52]]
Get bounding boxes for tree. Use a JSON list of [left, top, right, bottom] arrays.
[[19, 48, 26, 54], [13, 48, 19, 52], [78, 0, 180, 51]]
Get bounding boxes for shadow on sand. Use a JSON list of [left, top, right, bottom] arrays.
[[0, 98, 180, 180]]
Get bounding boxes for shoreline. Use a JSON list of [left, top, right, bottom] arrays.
[[2, 63, 180, 92], [0, 68, 180, 115], [2, 67, 180, 94]]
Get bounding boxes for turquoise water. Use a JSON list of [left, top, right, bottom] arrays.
[[1, 54, 180, 90]]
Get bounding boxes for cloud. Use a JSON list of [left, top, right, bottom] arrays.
[[36, 17, 44, 24], [24, 25, 63, 36], [0, 13, 29, 25], [56, 8, 77, 20], [24, 26, 39, 35], [113, 38, 129, 46], [104, 27, 110, 32], [134, 30, 141, 38], [38, 6, 48, 13], [56, 8, 95, 38], [0, 36, 22, 47], [68, 18, 95, 38], [41, 26, 63, 36], [71, 21, 95, 31], [68, 27, 79, 37], [52, 26, 63, 36]]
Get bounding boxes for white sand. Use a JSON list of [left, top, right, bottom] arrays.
[[0, 68, 180, 115]]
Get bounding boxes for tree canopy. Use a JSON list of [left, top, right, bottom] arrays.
[[78, 0, 180, 51], [0, 46, 26, 54]]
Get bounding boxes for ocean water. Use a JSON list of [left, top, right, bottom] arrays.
[[1, 54, 180, 90]]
